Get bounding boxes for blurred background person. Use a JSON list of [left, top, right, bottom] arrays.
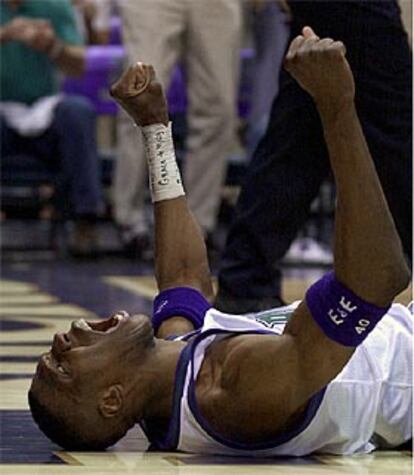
[[245, 0, 290, 159], [112, 0, 243, 258], [215, 0, 412, 313], [72, 0, 113, 45], [0, 0, 103, 257]]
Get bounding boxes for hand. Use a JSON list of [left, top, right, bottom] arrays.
[[0, 17, 57, 54], [25, 19, 57, 53], [0, 17, 36, 43], [110, 62, 169, 126], [284, 27, 355, 114]]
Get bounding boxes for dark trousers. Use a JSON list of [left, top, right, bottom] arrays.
[[217, 0, 412, 307], [1, 95, 102, 217]]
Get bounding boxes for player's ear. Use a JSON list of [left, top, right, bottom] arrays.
[[98, 385, 124, 418]]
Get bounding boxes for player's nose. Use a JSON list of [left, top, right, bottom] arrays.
[[52, 332, 72, 354]]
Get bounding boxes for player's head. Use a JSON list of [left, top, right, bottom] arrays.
[[28, 312, 155, 450]]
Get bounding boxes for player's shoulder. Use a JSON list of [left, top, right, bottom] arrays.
[[210, 333, 284, 391]]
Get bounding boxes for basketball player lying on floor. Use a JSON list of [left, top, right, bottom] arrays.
[[29, 27, 412, 456]]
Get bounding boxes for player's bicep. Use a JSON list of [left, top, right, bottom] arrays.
[[236, 321, 351, 418]]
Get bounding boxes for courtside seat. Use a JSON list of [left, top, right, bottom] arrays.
[[63, 46, 192, 117], [1, 47, 255, 222], [1, 154, 56, 211], [63, 46, 126, 115]]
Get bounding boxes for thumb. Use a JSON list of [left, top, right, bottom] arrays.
[[302, 26, 319, 39]]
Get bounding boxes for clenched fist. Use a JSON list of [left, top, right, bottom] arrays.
[[284, 27, 355, 114], [110, 62, 169, 127]]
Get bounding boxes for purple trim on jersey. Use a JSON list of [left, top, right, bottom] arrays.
[[186, 329, 327, 452], [142, 327, 327, 452], [172, 329, 203, 342], [141, 329, 273, 451], [140, 342, 193, 450]]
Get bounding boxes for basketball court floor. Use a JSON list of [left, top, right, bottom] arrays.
[[0, 257, 412, 474]]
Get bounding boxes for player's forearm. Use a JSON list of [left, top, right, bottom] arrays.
[[318, 102, 410, 305], [110, 63, 214, 338], [154, 197, 213, 298]]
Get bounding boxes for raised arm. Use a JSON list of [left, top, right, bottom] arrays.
[[228, 28, 410, 420], [110, 64, 214, 338]]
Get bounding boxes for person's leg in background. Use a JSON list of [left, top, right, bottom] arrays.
[[352, 6, 412, 265], [184, 0, 243, 241], [51, 95, 103, 256], [1, 96, 102, 256], [287, 0, 412, 265], [246, 0, 290, 158], [1, 116, 20, 156], [215, 0, 412, 313], [113, 0, 185, 258], [215, 76, 330, 312]]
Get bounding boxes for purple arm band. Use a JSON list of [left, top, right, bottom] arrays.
[[152, 287, 212, 333], [305, 272, 390, 347]]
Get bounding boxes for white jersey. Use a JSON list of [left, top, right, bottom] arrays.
[[141, 302, 412, 456]]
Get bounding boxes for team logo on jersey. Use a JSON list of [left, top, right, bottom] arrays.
[[254, 309, 293, 329]]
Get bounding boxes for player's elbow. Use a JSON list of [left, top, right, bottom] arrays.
[[392, 261, 411, 294], [379, 259, 411, 302]]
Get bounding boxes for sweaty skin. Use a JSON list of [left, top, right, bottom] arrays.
[[110, 35, 409, 443], [30, 28, 409, 451]]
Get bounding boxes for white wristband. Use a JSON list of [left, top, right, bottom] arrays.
[[141, 122, 185, 203]]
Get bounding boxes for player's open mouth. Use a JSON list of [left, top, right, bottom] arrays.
[[72, 312, 129, 334]]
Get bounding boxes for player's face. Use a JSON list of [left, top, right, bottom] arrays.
[[29, 313, 154, 446], [33, 312, 154, 399]]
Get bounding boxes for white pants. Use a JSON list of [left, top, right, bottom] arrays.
[[113, 0, 242, 234]]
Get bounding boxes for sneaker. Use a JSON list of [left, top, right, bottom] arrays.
[[284, 238, 333, 265]]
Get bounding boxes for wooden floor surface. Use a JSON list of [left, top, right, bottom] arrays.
[[0, 270, 412, 475]]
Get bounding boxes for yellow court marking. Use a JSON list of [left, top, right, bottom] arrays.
[[104, 276, 158, 300], [53, 452, 83, 466], [0, 304, 95, 317], [104, 276, 220, 302], [0, 362, 37, 374], [1, 453, 412, 475], [0, 315, 81, 343], [0, 280, 39, 294], [0, 346, 50, 357], [395, 283, 413, 306], [282, 276, 322, 302], [0, 293, 58, 305], [0, 378, 32, 410]]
